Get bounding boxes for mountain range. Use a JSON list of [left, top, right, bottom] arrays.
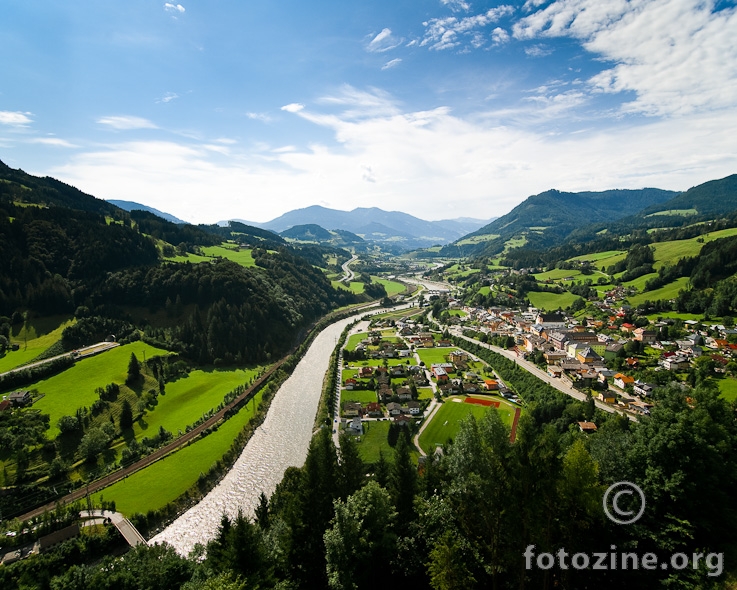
[[108, 199, 187, 224], [224, 205, 492, 252]]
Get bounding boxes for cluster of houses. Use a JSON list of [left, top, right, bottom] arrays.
[[442, 302, 737, 416]]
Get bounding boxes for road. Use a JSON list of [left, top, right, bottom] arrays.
[[452, 330, 635, 420], [0, 342, 119, 379], [340, 255, 358, 283]]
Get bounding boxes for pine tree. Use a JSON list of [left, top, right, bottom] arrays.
[[119, 399, 134, 430]]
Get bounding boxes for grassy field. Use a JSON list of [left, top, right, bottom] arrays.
[[93, 392, 262, 516], [569, 250, 626, 263], [0, 315, 74, 373], [534, 268, 583, 281], [344, 333, 368, 351], [341, 390, 378, 405], [447, 310, 468, 317], [456, 234, 500, 245], [418, 396, 515, 454], [372, 277, 407, 296], [628, 277, 690, 305], [332, 281, 365, 294], [478, 286, 491, 296], [354, 420, 419, 465], [135, 367, 260, 440], [30, 342, 170, 438], [717, 377, 737, 402], [527, 291, 583, 311], [644, 311, 707, 321], [646, 209, 698, 217], [416, 348, 453, 366], [200, 245, 255, 267], [651, 228, 737, 269]]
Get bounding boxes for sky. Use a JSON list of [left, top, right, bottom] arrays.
[[1, 0, 736, 225]]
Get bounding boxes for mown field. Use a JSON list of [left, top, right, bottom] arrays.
[[717, 377, 737, 402], [30, 342, 170, 437], [134, 367, 261, 440], [418, 396, 516, 455], [0, 315, 74, 373], [527, 291, 583, 311], [200, 245, 255, 267], [93, 391, 263, 516], [628, 277, 690, 306], [354, 420, 420, 465]]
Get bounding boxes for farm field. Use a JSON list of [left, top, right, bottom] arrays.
[[526, 291, 583, 311], [650, 228, 737, 269], [533, 268, 583, 281], [200, 245, 255, 267], [628, 277, 690, 306], [456, 234, 500, 245], [372, 277, 406, 296], [134, 367, 260, 441], [332, 281, 365, 294], [93, 391, 262, 516], [0, 315, 74, 373], [30, 342, 170, 437], [569, 250, 626, 263], [418, 396, 516, 455]]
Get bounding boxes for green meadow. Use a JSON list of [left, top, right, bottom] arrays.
[[717, 377, 737, 402], [200, 245, 256, 267], [354, 420, 419, 465], [135, 367, 260, 440], [0, 315, 74, 373], [372, 277, 406, 296], [29, 342, 170, 437], [527, 291, 583, 311], [418, 396, 515, 455], [93, 391, 262, 516], [627, 277, 690, 305]]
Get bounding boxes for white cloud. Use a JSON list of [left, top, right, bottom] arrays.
[[157, 92, 179, 104], [491, 27, 510, 45], [246, 112, 272, 122], [524, 43, 553, 57], [441, 0, 471, 12], [0, 111, 33, 127], [381, 58, 402, 70], [422, 5, 515, 50], [51, 88, 737, 224], [164, 3, 185, 13], [280, 103, 304, 113], [97, 115, 158, 130], [29, 137, 78, 148], [513, 0, 737, 117], [367, 28, 403, 53]]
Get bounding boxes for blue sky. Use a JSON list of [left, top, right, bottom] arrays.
[[1, 0, 736, 224]]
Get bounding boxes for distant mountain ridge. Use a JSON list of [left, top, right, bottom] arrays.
[[442, 187, 679, 256], [224, 205, 492, 252], [108, 199, 187, 224]]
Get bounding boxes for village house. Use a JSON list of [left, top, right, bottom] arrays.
[[598, 391, 617, 404], [407, 400, 421, 415], [633, 327, 657, 343], [386, 402, 402, 416], [9, 390, 32, 407], [578, 421, 598, 433], [365, 402, 383, 418], [613, 373, 635, 389]]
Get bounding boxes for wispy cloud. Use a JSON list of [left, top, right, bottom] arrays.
[[29, 137, 78, 148], [157, 92, 179, 104], [382, 58, 402, 70], [281, 103, 304, 113], [441, 0, 471, 12], [513, 0, 737, 117], [164, 3, 185, 14], [367, 28, 403, 53], [246, 112, 272, 123], [97, 115, 158, 130], [524, 44, 552, 57], [422, 5, 515, 51], [0, 111, 33, 127]]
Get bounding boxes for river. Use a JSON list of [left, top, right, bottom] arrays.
[[149, 314, 359, 555]]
